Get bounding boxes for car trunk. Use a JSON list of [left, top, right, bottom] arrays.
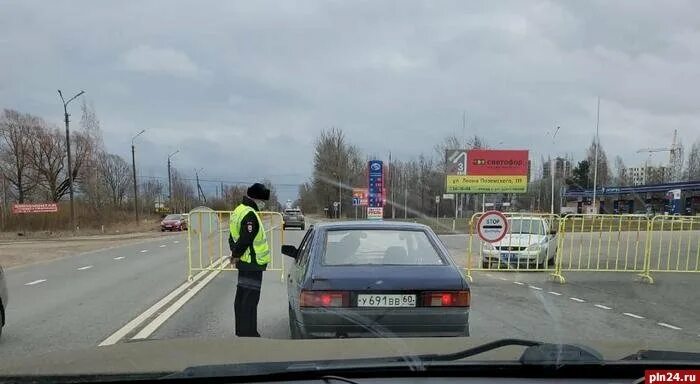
[[306, 265, 466, 291]]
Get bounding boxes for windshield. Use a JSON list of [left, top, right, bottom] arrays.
[[1, 0, 699, 379], [507, 218, 545, 235], [323, 229, 444, 265]]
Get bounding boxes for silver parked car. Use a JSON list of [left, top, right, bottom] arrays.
[[0, 264, 7, 338]]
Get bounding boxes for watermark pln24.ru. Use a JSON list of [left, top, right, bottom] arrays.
[[646, 370, 699, 384]]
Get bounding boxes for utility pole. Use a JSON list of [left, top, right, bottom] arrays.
[[390, 152, 395, 219], [58, 89, 85, 230], [550, 126, 560, 214], [404, 174, 408, 219], [592, 97, 600, 214], [131, 130, 145, 224], [167, 150, 179, 209]]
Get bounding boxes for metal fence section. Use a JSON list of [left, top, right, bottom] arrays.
[[551, 214, 651, 284], [465, 212, 562, 281], [643, 215, 700, 282], [187, 209, 284, 281]]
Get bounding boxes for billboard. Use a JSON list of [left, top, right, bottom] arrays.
[[445, 149, 529, 193], [12, 203, 59, 214]]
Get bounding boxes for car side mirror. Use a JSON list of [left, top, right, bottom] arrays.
[[281, 245, 298, 258]]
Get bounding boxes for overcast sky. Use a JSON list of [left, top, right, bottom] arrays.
[[2, 1, 699, 202]]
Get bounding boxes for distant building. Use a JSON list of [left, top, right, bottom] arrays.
[[542, 157, 572, 179], [623, 166, 672, 186]]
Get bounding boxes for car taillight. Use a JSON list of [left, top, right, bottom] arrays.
[[300, 291, 349, 307], [422, 291, 470, 307]]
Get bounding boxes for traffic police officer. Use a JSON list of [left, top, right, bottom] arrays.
[[229, 182, 271, 337]]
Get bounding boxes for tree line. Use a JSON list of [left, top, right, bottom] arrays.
[[297, 128, 700, 218], [0, 105, 281, 230]]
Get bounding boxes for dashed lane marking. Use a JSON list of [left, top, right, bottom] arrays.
[[594, 304, 612, 310], [570, 297, 586, 303], [623, 312, 645, 319], [513, 281, 525, 285], [657, 322, 682, 330], [25, 279, 46, 286], [548, 291, 562, 296], [159, 245, 166, 248], [140, 250, 148, 253], [528, 285, 543, 291], [77, 265, 93, 271], [114, 256, 125, 260]]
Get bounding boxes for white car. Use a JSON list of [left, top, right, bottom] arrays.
[[481, 216, 557, 269]]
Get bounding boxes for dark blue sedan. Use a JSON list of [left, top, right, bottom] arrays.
[[282, 221, 470, 339]]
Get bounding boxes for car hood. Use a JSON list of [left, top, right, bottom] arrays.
[[1, 337, 699, 376], [491, 234, 546, 248]]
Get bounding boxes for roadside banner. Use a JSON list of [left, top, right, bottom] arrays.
[[12, 203, 58, 214], [352, 188, 368, 206], [445, 149, 529, 193]]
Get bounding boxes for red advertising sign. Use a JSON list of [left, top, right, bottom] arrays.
[[352, 188, 386, 206], [12, 203, 59, 214], [467, 150, 529, 176]]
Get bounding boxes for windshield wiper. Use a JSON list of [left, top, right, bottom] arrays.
[[622, 350, 700, 362], [417, 338, 603, 365]]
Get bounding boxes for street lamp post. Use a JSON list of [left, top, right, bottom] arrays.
[[167, 150, 179, 209], [58, 89, 85, 230], [131, 130, 146, 224]]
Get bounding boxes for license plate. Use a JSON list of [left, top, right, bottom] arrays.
[[357, 294, 416, 308]]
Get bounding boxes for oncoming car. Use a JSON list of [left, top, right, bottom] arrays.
[[282, 221, 470, 339], [481, 216, 557, 269], [160, 214, 188, 232]]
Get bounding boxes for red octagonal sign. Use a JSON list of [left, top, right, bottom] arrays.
[[476, 210, 508, 243]]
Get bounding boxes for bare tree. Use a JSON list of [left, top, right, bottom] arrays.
[[685, 139, 700, 181], [613, 155, 628, 186], [97, 152, 131, 206], [586, 138, 611, 186], [0, 109, 39, 202], [28, 123, 68, 202]]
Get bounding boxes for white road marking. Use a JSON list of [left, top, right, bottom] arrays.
[[594, 304, 612, 310], [173, 241, 179, 244], [77, 265, 93, 271], [114, 256, 125, 260], [498, 277, 508, 281], [140, 250, 148, 253], [528, 285, 543, 291], [623, 312, 645, 319], [159, 244, 166, 248], [513, 281, 525, 285], [548, 291, 562, 296], [569, 297, 586, 303], [484, 273, 493, 278], [657, 322, 682, 330], [98, 259, 223, 346], [25, 279, 46, 286], [131, 260, 229, 340]]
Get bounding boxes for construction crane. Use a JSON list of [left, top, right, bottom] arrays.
[[637, 129, 683, 182]]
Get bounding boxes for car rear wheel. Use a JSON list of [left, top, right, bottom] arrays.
[[288, 306, 301, 339]]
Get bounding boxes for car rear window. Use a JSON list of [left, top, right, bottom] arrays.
[[322, 229, 445, 266], [507, 218, 545, 235], [164, 214, 181, 220]]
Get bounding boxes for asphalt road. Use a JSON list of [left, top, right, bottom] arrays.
[[1, 224, 698, 364]]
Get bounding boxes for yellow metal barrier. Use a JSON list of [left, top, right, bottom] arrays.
[[551, 214, 651, 284], [465, 212, 562, 281], [187, 208, 285, 281], [643, 215, 700, 282]]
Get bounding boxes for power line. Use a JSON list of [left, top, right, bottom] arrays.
[[135, 174, 301, 188]]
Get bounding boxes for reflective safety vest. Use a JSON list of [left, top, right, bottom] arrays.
[[229, 204, 270, 266]]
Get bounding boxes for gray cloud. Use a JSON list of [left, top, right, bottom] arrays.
[[2, 0, 700, 201]]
